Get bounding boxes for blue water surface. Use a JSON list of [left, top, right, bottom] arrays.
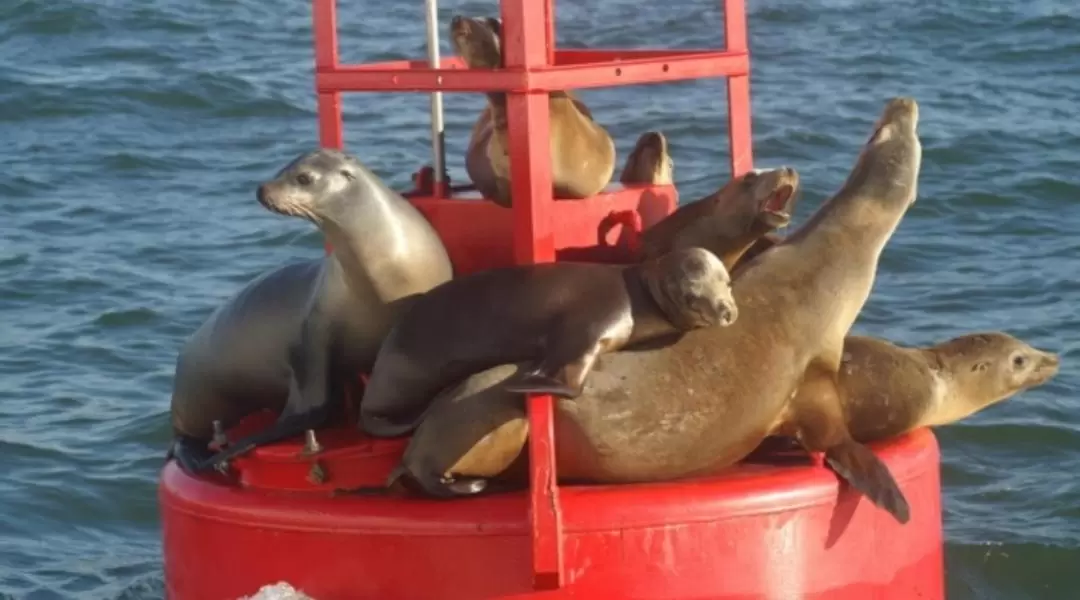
[[0, 0, 1078, 598]]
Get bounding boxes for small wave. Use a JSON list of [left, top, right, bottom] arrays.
[[93, 308, 162, 329]]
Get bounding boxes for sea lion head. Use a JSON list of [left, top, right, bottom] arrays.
[[930, 332, 1060, 424], [450, 15, 502, 69], [619, 131, 673, 186], [708, 166, 800, 236], [256, 148, 365, 224], [644, 247, 737, 330], [846, 96, 922, 208]]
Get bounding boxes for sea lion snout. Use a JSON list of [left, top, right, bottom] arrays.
[[1031, 350, 1061, 383], [713, 297, 738, 327], [869, 97, 919, 145]]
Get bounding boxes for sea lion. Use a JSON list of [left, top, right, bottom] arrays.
[[385, 363, 528, 497], [565, 164, 801, 268], [359, 246, 738, 438], [398, 332, 1058, 502], [167, 149, 453, 474], [397, 98, 924, 524], [626, 167, 798, 265], [619, 131, 673, 186], [453, 15, 616, 207], [767, 332, 1061, 445]]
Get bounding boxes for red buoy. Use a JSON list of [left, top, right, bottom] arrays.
[[160, 427, 943, 599], [159, 0, 946, 597]]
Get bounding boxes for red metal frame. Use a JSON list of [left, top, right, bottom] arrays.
[[311, 0, 753, 590]]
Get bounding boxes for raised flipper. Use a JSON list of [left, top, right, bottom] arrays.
[[791, 364, 910, 525]]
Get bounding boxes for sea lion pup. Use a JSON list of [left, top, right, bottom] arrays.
[[765, 332, 1061, 446], [452, 15, 616, 207], [167, 149, 453, 474], [359, 247, 738, 438], [443, 98, 923, 523]]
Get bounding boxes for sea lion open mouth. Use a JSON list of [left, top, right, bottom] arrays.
[[759, 183, 796, 227]]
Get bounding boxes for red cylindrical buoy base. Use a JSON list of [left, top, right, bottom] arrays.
[[160, 429, 944, 600]]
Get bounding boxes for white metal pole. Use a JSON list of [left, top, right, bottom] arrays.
[[424, 0, 446, 187]]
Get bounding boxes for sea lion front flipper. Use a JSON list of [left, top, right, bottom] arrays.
[[791, 365, 910, 525], [823, 440, 910, 524], [505, 310, 630, 398], [167, 435, 214, 475], [200, 376, 331, 471]]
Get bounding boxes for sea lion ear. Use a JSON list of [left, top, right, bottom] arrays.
[[484, 17, 502, 36]]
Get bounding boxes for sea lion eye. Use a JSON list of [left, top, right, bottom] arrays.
[[340, 169, 355, 180], [296, 172, 314, 186], [1012, 355, 1027, 369]]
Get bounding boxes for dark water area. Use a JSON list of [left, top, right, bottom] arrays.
[[1, 0, 1078, 598]]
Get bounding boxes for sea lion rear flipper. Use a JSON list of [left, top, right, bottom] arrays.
[[824, 440, 910, 524], [390, 463, 489, 499], [791, 365, 910, 525]]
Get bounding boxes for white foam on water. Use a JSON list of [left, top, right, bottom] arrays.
[[237, 582, 316, 600]]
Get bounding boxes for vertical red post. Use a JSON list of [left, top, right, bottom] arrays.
[[313, 0, 344, 151], [500, 0, 564, 590], [723, 0, 753, 176], [545, 0, 556, 66], [313, 0, 341, 254]]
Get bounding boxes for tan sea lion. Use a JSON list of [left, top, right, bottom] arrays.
[[636, 167, 798, 264], [453, 15, 616, 207], [766, 332, 1061, 445], [167, 149, 453, 474], [619, 131, 673, 186], [566, 164, 801, 268], [359, 247, 737, 438], [394, 98, 924, 524]]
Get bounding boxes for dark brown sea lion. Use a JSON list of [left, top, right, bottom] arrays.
[[359, 247, 737, 438], [395, 98, 924, 524], [167, 149, 453, 474], [453, 15, 616, 207]]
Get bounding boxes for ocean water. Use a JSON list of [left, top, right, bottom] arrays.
[[1, 0, 1078, 598]]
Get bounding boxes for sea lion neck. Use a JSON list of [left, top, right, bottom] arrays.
[[624, 265, 691, 338], [317, 173, 411, 299]]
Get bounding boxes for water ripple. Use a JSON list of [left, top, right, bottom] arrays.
[[0, 0, 1078, 597]]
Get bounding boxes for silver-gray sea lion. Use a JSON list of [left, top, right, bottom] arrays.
[[167, 148, 453, 474]]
